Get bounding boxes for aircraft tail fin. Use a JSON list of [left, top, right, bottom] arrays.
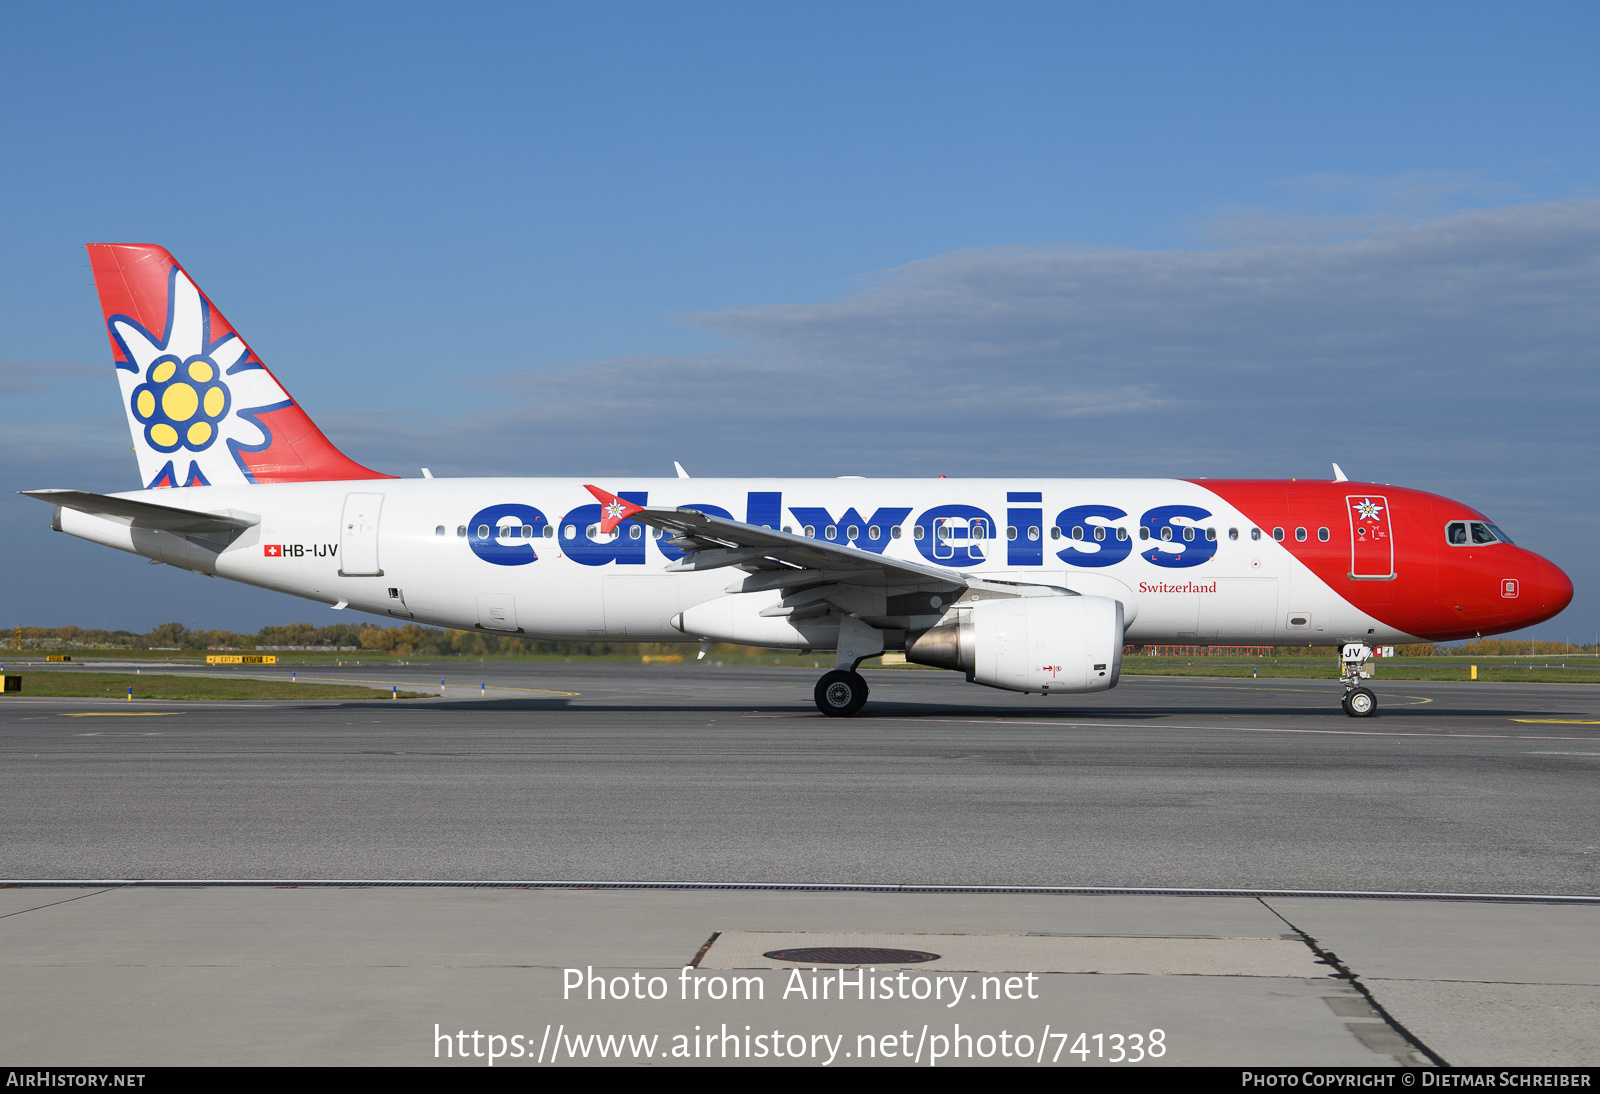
[[87, 244, 394, 488]]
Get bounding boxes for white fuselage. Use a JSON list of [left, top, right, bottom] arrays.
[[57, 477, 1410, 646]]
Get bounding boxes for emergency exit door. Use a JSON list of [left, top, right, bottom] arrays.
[[340, 493, 384, 576], [1346, 494, 1395, 580]]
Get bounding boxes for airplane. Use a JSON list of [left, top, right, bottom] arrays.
[[22, 244, 1574, 718]]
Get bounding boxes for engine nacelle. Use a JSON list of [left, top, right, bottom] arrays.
[[906, 595, 1123, 694]]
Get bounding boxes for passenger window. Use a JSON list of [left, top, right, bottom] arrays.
[[1250, 528, 1261, 541], [435, 525, 445, 536], [868, 525, 880, 540], [1072, 526, 1084, 541], [1140, 527, 1150, 541], [1206, 528, 1217, 541], [1182, 526, 1194, 541], [1161, 527, 1173, 541], [1006, 526, 1018, 541], [972, 524, 986, 541], [846, 525, 859, 540], [804, 525, 816, 538], [825, 526, 838, 540], [544, 526, 555, 539], [1317, 527, 1329, 542], [1446, 522, 1468, 545], [914, 525, 925, 540], [1092, 526, 1104, 541], [1228, 528, 1238, 541], [521, 525, 533, 539], [629, 524, 642, 539], [477, 524, 490, 539], [563, 524, 576, 540], [1028, 526, 1040, 541], [891, 526, 902, 540], [1116, 527, 1128, 541], [1050, 526, 1061, 540], [1273, 527, 1285, 541], [1295, 527, 1307, 541], [652, 527, 663, 539], [457, 525, 467, 537]]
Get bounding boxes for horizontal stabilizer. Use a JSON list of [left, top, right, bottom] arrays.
[[21, 489, 258, 534]]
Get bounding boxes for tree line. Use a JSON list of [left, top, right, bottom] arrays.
[[9, 623, 1596, 659]]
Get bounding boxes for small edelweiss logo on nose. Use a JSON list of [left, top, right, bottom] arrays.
[[130, 354, 231, 452], [1352, 498, 1384, 522]]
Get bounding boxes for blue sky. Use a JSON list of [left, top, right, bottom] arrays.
[[3, 1, 1597, 641]]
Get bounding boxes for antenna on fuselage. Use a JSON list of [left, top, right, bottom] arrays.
[[1332, 463, 1349, 482], [674, 462, 691, 479]]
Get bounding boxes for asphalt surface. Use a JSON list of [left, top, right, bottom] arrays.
[[2, 662, 1596, 893]]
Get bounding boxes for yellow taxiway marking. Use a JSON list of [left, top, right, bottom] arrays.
[[59, 712, 176, 717], [1512, 719, 1600, 724]]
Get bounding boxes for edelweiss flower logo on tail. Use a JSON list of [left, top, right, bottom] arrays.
[[109, 266, 289, 488]]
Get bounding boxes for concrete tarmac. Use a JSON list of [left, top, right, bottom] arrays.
[[0, 662, 1596, 1066], [1, 663, 1596, 891]]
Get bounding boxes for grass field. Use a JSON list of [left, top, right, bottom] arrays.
[[5, 651, 1597, 687], [0, 672, 434, 701]]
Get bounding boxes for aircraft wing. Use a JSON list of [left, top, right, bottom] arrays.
[[21, 489, 259, 535], [584, 485, 968, 594]]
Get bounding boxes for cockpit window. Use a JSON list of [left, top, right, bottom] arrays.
[[1448, 520, 1508, 546]]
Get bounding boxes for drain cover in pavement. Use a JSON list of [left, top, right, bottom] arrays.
[[763, 947, 941, 965]]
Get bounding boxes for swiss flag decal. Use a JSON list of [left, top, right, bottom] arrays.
[[264, 544, 282, 557]]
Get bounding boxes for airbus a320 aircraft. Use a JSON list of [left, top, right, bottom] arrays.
[[25, 245, 1573, 718]]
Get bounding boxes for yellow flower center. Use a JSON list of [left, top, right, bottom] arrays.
[[162, 382, 199, 422]]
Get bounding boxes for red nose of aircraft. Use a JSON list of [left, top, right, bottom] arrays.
[[1521, 552, 1575, 629]]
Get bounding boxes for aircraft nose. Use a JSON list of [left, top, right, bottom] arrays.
[[1519, 552, 1574, 624], [1538, 556, 1575, 615]]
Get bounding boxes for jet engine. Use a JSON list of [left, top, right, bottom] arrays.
[[906, 594, 1123, 694]]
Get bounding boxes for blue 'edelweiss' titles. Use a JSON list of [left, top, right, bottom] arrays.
[[465, 493, 1216, 570]]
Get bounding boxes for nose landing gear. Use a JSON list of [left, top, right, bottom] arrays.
[[1339, 642, 1377, 717]]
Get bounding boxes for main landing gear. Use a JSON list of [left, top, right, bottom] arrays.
[[1339, 642, 1377, 718], [815, 670, 870, 717]]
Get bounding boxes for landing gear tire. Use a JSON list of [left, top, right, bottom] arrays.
[[1345, 687, 1376, 718], [815, 670, 869, 717]]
